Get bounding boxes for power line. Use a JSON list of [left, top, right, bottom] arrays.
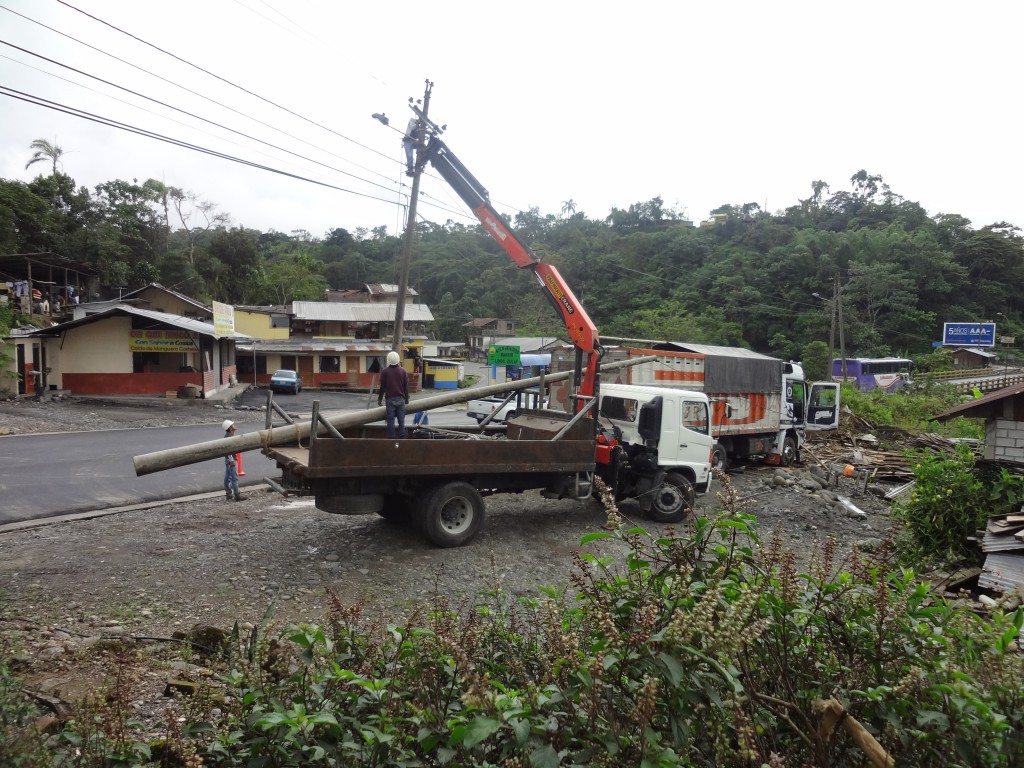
[[56, 0, 392, 165], [0, 85, 400, 204], [0, 8, 398, 183], [0, 82, 472, 223]]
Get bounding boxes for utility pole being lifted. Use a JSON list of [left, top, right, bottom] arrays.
[[389, 79, 432, 356]]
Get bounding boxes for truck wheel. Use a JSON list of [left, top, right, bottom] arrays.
[[420, 482, 484, 547], [378, 494, 412, 524], [648, 473, 694, 524], [711, 444, 728, 471], [780, 435, 798, 467]]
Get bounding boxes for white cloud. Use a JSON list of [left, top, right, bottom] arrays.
[[1, 0, 1020, 238]]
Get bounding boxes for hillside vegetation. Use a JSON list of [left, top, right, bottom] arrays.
[[3, 167, 1022, 360]]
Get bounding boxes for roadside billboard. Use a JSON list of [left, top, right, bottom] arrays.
[[943, 322, 996, 347]]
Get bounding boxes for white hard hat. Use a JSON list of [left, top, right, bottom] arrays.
[[387, 351, 401, 366], [222, 419, 236, 431]]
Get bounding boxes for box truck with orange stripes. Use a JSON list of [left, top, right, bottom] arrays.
[[562, 343, 840, 469]]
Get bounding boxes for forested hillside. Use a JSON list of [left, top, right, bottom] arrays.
[[3, 164, 1021, 360]]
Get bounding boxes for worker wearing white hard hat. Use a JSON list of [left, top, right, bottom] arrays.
[[222, 420, 241, 501], [377, 350, 410, 438]]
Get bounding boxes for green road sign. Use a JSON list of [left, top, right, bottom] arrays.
[[487, 344, 521, 366]]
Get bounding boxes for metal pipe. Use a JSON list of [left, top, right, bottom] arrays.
[[132, 356, 655, 476]]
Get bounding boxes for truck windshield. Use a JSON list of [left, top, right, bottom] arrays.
[[681, 400, 709, 435]]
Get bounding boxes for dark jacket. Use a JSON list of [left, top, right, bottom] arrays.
[[378, 364, 409, 402]]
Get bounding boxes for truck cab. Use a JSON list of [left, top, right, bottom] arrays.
[[594, 382, 714, 520]]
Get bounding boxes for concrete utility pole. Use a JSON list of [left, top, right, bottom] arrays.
[[391, 79, 433, 355]]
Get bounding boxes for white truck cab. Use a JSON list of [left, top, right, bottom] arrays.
[[595, 382, 714, 518]]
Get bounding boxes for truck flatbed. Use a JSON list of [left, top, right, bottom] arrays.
[[267, 430, 595, 480]]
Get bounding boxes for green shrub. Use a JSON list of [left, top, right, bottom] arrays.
[[0, 654, 53, 768], [10, 479, 1024, 766], [180, 482, 1024, 766], [893, 443, 1024, 568], [840, 383, 983, 439]]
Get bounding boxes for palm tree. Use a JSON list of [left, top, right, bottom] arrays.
[[561, 199, 577, 218], [25, 138, 65, 174]]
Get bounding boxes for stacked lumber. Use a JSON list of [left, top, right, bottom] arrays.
[[979, 513, 1024, 592]]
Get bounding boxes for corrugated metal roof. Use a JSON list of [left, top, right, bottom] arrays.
[[366, 283, 418, 296], [661, 342, 778, 361], [982, 530, 1024, 553], [120, 282, 211, 313], [292, 301, 434, 322], [488, 337, 566, 351], [23, 304, 250, 340], [236, 339, 393, 353], [934, 382, 1024, 421], [979, 552, 1024, 592]]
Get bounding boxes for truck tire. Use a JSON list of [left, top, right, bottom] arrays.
[[419, 481, 484, 547], [648, 473, 694, 524], [780, 435, 798, 467], [711, 443, 728, 471]]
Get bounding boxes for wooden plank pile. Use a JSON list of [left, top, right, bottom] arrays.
[[804, 409, 961, 482], [979, 512, 1024, 592]]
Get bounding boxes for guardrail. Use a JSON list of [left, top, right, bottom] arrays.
[[944, 373, 1024, 394], [921, 368, 991, 380]]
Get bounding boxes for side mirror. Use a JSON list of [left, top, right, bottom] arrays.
[[637, 397, 663, 445]]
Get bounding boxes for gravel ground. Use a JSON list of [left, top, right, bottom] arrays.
[[0, 393, 896, 739]]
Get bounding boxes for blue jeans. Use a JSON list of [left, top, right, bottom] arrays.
[[385, 396, 407, 438], [224, 459, 239, 498]]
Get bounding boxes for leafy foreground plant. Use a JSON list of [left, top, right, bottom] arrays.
[[8, 476, 1024, 766]]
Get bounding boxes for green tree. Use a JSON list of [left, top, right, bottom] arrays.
[[800, 340, 831, 380], [258, 251, 329, 304]]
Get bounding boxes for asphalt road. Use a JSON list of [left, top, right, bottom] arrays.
[[0, 406, 475, 527]]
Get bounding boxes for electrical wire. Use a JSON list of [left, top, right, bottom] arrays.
[[0, 85, 401, 205], [0, 31, 399, 192], [1, 2, 405, 191], [56, 0, 393, 164]]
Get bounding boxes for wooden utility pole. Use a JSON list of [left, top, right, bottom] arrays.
[[836, 273, 847, 381], [392, 80, 432, 354]]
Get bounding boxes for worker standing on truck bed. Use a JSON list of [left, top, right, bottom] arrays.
[[378, 351, 410, 438]]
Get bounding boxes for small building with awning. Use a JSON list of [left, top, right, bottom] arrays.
[[22, 304, 249, 397], [234, 337, 428, 392]]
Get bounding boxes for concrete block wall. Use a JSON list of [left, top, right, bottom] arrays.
[[988, 419, 1024, 461]]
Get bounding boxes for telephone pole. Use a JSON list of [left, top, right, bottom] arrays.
[[835, 273, 847, 382], [391, 80, 432, 355]]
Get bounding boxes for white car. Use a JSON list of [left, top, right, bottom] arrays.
[[466, 393, 547, 424]]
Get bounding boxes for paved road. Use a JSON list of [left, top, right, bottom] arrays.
[[0, 407, 476, 527]]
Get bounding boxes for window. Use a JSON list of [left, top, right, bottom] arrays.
[[810, 386, 837, 407], [320, 355, 340, 373], [681, 400, 709, 434], [600, 396, 638, 422]]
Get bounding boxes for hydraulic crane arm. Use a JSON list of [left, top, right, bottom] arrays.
[[420, 130, 602, 397]]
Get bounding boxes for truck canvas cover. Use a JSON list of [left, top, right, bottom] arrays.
[[639, 343, 783, 394]]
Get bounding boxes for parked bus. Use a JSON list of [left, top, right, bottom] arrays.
[[832, 357, 912, 392]]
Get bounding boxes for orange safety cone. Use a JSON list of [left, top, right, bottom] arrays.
[[236, 452, 246, 476]]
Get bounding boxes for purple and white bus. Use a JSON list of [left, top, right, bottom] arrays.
[[832, 357, 912, 392]]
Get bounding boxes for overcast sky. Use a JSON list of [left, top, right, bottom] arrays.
[[1, 0, 1020, 239]]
